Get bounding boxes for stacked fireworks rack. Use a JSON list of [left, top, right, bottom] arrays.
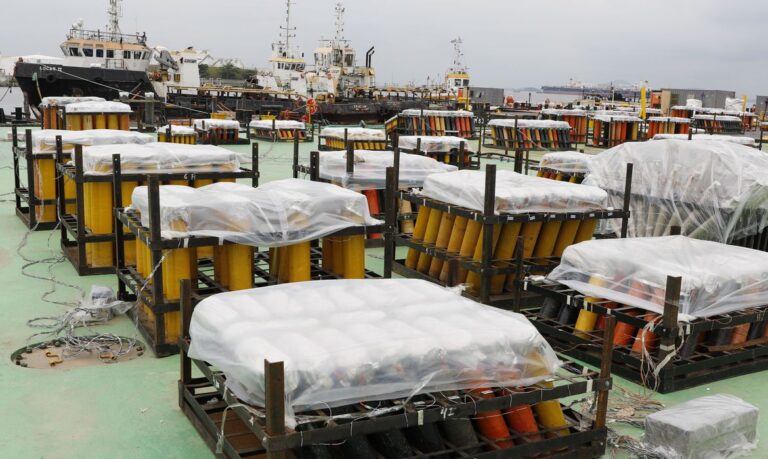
[[590, 114, 642, 147], [39, 96, 106, 129], [693, 114, 744, 134], [389, 164, 632, 308], [115, 169, 388, 356], [62, 101, 132, 131], [385, 109, 476, 138], [193, 119, 247, 145], [480, 118, 573, 174], [55, 144, 259, 276], [178, 282, 615, 459], [248, 119, 312, 142], [397, 135, 479, 169], [670, 106, 695, 119], [12, 128, 63, 230], [517, 231, 768, 393], [535, 151, 593, 184], [646, 117, 691, 138], [318, 127, 388, 150], [539, 109, 588, 144], [158, 124, 197, 144]]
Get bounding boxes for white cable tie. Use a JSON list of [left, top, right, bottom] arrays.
[[586, 379, 593, 393], [659, 344, 675, 352], [417, 410, 424, 426], [183, 239, 189, 248]]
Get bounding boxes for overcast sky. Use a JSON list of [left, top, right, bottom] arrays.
[[2, 0, 765, 95]]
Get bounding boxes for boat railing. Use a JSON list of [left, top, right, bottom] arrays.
[[66, 28, 147, 45]]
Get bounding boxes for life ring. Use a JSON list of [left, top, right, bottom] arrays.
[[306, 98, 318, 114]]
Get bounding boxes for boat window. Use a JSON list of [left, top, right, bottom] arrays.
[[124, 51, 131, 59], [298, 64, 305, 71], [134, 51, 142, 59], [463, 79, 469, 86], [96, 49, 104, 58], [454, 80, 462, 87], [69, 47, 82, 57], [344, 55, 353, 66], [142, 52, 148, 60], [83, 48, 94, 57], [107, 50, 114, 59]]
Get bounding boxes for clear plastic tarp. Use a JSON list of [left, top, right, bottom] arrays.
[[320, 127, 385, 140], [725, 97, 744, 112], [188, 278, 561, 419], [39, 96, 105, 108], [130, 179, 381, 245], [583, 139, 768, 242], [159, 125, 196, 135], [694, 114, 741, 121], [541, 108, 587, 116], [249, 120, 306, 130], [31, 129, 155, 153], [651, 133, 756, 146], [398, 135, 474, 153], [82, 143, 239, 174], [65, 101, 132, 113], [686, 99, 703, 108], [193, 118, 240, 130], [420, 169, 608, 214], [488, 119, 571, 129], [400, 109, 474, 117], [591, 114, 643, 122], [644, 394, 758, 458], [647, 117, 691, 123], [318, 150, 457, 190], [548, 236, 768, 321], [539, 151, 593, 173]]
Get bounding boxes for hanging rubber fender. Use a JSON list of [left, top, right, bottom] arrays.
[[46, 73, 57, 84]]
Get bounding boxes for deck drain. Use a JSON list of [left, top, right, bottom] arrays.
[[11, 339, 144, 369]]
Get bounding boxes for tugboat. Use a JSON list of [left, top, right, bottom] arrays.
[[13, 0, 154, 115]]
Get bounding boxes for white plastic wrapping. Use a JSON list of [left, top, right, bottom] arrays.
[[651, 133, 756, 146], [420, 170, 608, 214], [320, 127, 385, 140], [488, 119, 570, 129], [694, 114, 740, 122], [540, 108, 587, 116], [643, 394, 758, 458], [39, 96, 105, 108], [130, 180, 381, 245], [188, 278, 561, 416], [248, 119, 305, 130], [583, 139, 768, 241], [65, 101, 132, 113], [686, 98, 703, 108], [159, 125, 196, 135], [591, 114, 642, 122], [318, 150, 457, 190], [82, 143, 239, 174], [539, 151, 593, 173], [193, 118, 240, 130], [398, 135, 474, 153], [31, 129, 155, 153], [725, 97, 744, 112], [647, 116, 691, 123], [400, 109, 474, 117], [548, 236, 768, 320]]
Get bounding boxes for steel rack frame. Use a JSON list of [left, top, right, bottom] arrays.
[[395, 135, 480, 170], [389, 163, 632, 308], [55, 143, 260, 276], [12, 127, 66, 231], [247, 122, 314, 143], [478, 116, 574, 172], [116, 170, 393, 356], [177, 279, 615, 459], [386, 110, 477, 140], [317, 127, 390, 151]]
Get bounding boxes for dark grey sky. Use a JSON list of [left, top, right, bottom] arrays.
[[2, 0, 765, 95]]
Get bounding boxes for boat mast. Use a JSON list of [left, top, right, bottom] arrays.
[[107, 0, 123, 38], [333, 2, 346, 46], [280, 0, 296, 54], [449, 37, 467, 74]]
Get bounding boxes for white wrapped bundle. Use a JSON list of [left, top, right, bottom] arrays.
[[82, 143, 239, 174], [400, 109, 474, 117], [249, 120, 305, 130], [592, 114, 642, 123], [647, 117, 691, 124], [686, 99, 703, 108], [541, 108, 587, 116], [539, 151, 593, 173], [488, 119, 571, 129], [651, 133, 756, 146], [130, 179, 381, 246], [158, 125, 195, 135], [193, 118, 240, 130], [548, 236, 768, 320], [39, 96, 105, 108], [65, 101, 132, 113], [725, 97, 744, 112], [420, 169, 607, 214], [320, 127, 385, 140], [32, 129, 155, 153], [584, 139, 768, 241], [318, 150, 457, 190], [188, 278, 561, 417], [398, 135, 473, 153], [693, 114, 740, 121]]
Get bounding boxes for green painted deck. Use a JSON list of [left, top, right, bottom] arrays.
[[0, 128, 763, 458]]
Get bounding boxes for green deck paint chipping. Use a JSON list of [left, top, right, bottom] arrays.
[[0, 127, 762, 458]]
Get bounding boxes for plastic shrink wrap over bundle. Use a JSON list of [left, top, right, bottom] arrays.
[[643, 394, 758, 459], [400, 109, 474, 117], [318, 150, 457, 190], [39, 96, 105, 107], [248, 120, 306, 130], [487, 119, 571, 129], [419, 169, 607, 214], [192, 118, 240, 130], [82, 143, 239, 174], [547, 236, 768, 321], [130, 179, 381, 246], [188, 278, 561, 422], [583, 139, 768, 242], [398, 135, 473, 153], [158, 125, 196, 135], [651, 133, 756, 146], [539, 151, 592, 174], [64, 101, 132, 113], [320, 127, 385, 140], [32, 129, 155, 153]]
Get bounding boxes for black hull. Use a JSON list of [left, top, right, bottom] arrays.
[[14, 62, 153, 108]]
